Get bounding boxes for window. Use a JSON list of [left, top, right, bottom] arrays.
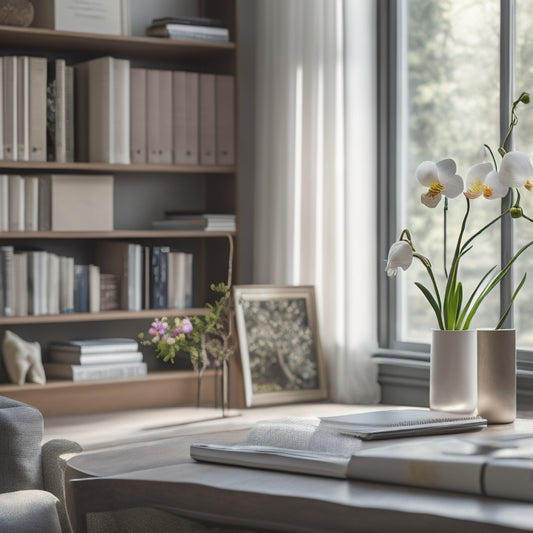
[[379, 1, 533, 362]]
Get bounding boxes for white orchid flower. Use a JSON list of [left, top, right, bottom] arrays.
[[416, 158, 464, 208], [464, 163, 493, 199], [385, 241, 413, 277], [484, 170, 509, 199], [498, 151, 533, 190]]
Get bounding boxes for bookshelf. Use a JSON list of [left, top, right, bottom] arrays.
[[0, 0, 244, 415]]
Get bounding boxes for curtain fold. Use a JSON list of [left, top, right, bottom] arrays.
[[252, 0, 380, 403]]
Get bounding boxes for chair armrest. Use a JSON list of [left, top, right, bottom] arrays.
[[42, 439, 83, 533]]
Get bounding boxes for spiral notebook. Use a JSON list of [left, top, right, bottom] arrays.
[[319, 409, 487, 440]]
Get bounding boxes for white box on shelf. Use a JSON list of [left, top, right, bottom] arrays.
[[32, 0, 130, 36]]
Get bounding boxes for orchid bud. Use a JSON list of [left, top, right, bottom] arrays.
[[511, 207, 523, 218]]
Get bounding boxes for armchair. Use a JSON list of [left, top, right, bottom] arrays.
[[0, 396, 82, 533]]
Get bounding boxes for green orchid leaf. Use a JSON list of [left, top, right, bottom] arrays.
[[496, 272, 527, 330], [415, 282, 444, 330], [457, 265, 497, 329]]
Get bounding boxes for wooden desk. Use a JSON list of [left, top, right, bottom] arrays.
[[66, 407, 533, 533]]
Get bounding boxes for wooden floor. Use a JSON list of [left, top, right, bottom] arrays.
[[43, 402, 379, 450]]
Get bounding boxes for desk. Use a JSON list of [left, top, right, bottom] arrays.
[[66, 407, 533, 533]]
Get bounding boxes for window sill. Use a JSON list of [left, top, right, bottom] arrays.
[[373, 350, 533, 411]]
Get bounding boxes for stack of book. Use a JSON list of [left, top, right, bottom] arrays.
[[145, 16, 230, 42], [152, 213, 236, 232], [44, 337, 146, 382]]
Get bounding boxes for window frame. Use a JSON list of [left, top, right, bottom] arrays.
[[377, 0, 533, 384]]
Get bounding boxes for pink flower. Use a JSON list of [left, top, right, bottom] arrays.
[[182, 318, 193, 334]]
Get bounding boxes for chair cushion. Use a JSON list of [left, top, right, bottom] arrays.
[[2, 330, 46, 385], [0, 396, 44, 492], [0, 490, 61, 533]]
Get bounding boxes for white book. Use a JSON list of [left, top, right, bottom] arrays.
[[47, 252, 60, 315], [319, 409, 487, 440], [13, 252, 28, 316], [184, 252, 193, 307], [0, 174, 8, 231], [3, 56, 17, 160], [89, 263, 101, 312], [0, 245, 14, 316], [43, 361, 148, 382], [147, 69, 172, 164], [8, 175, 24, 231], [113, 58, 130, 164], [49, 350, 143, 365], [24, 176, 39, 231], [28, 56, 47, 162], [16, 56, 29, 161], [27, 250, 48, 315], [49, 337, 139, 354]]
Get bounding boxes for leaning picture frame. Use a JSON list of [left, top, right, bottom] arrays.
[[233, 285, 328, 407]]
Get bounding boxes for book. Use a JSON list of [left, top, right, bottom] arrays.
[[8, 175, 24, 232], [0, 245, 14, 316], [191, 425, 533, 503], [319, 408, 487, 440], [191, 416, 362, 479], [47, 58, 67, 162], [47, 252, 60, 315], [162, 213, 236, 232], [89, 264, 101, 313], [173, 71, 199, 165], [48, 337, 139, 354], [59, 255, 74, 313], [73, 264, 89, 313], [145, 24, 230, 42], [149, 246, 169, 309], [27, 250, 48, 316], [12, 252, 28, 316], [147, 69, 172, 164], [168, 251, 193, 308], [150, 16, 226, 28], [215, 75, 235, 165], [76, 56, 130, 164], [3, 56, 17, 161], [24, 176, 39, 231], [0, 174, 7, 231], [64, 65, 75, 162], [44, 361, 148, 382], [28, 57, 48, 162], [17, 56, 29, 161], [99, 273, 119, 311], [48, 350, 143, 365], [38, 174, 114, 231], [130, 68, 147, 163], [199, 74, 216, 165]]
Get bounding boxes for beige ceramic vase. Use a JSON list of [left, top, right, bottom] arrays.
[[477, 329, 516, 424]]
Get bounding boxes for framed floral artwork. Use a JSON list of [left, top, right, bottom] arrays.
[[233, 285, 328, 407]]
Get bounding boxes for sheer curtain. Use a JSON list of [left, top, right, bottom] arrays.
[[252, 0, 379, 403]]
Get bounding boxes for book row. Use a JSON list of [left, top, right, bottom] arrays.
[[0, 174, 114, 232], [0, 54, 234, 166], [0, 244, 193, 317]]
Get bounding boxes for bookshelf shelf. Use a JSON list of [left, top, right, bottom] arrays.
[[0, 161, 236, 173], [0, 230, 236, 239], [0, 0, 241, 414], [0, 307, 210, 326], [0, 24, 235, 61]]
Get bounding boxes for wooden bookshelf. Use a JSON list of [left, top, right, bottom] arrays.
[[0, 0, 242, 414]]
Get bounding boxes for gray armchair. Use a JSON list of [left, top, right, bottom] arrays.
[[0, 396, 82, 533]]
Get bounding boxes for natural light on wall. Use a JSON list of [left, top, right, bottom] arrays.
[[397, 0, 501, 343]]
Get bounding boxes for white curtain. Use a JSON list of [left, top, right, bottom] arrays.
[[252, 0, 380, 403]]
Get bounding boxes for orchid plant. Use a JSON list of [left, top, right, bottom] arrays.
[[386, 92, 533, 331]]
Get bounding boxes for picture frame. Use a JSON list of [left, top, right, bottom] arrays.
[[233, 285, 328, 407]]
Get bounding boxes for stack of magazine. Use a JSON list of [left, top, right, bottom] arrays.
[[44, 337, 146, 382], [189, 408, 533, 503], [145, 16, 230, 42]]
